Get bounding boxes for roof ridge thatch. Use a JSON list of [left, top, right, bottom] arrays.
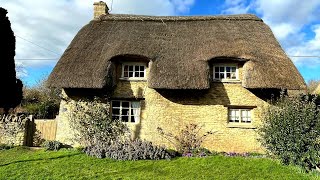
[[96, 14, 262, 22], [48, 13, 306, 90]]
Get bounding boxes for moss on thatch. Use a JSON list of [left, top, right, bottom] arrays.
[[48, 14, 305, 90]]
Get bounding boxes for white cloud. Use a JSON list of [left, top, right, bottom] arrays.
[[1, 0, 195, 82], [222, 0, 250, 14], [221, 0, 320, 67], [287, 25, 320, 66]]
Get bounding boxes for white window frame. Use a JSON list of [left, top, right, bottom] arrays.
[[228, 108, 252, 124], [121, 62, 146, 80], [111, 100, 141, 123], [213, 64, 239, 81]]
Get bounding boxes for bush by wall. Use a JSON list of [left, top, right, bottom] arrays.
[[259, 95, 320, 171], [157, 123, 214, 155]]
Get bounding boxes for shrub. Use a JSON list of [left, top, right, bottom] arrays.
[[41, 140, 62, 151], [157, 123, 214, 154], [0, 144, 13, 150], [21, 77, 60, 119], [84, 139, 172, 160], [259, 95, 320, 171], [67, 98, 129, 147]]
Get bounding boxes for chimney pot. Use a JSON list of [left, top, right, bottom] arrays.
[[93, 1, 109, 19]]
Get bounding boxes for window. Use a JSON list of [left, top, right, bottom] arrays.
[[122, 63, 146, 79], [111, 100, 140, 123], [228, 109, 251, 123], [213, 65, 238, 80]]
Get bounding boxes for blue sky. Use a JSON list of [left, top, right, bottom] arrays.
[[2, 0, 320, 87]]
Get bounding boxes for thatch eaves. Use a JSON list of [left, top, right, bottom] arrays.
[[48, 14, 306, 90]]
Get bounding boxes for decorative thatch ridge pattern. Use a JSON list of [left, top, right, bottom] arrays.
[[48, 14, 305, 90]]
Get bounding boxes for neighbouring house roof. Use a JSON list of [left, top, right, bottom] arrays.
[[48, 14, 306, 90]]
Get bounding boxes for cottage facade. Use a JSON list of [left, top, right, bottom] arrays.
[[48, 2, 306, 153]]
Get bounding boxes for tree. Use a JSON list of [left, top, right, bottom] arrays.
[[0, 8, 22, 113]]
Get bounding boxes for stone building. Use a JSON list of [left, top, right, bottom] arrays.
[[48, 1, 306, 152]]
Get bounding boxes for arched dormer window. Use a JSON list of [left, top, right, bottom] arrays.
[[110, 54, 149, 81]]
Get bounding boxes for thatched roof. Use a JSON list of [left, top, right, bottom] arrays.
[[48, 14, 306, 90], [313, 84, 320, 94]]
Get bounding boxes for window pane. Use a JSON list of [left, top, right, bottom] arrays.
[[131, 116, 135, 123], [129, 66, 133, 71], [122, 109, 129, 116], [129, 72, 133, 77], [122, 102, 129, 108], [122, 116, 129, 122], [215, 67, 219, 72], [226, 73, 231, 79], [124, 65, 128, 71], [226, 67, 231, 72], [220, 73, 224, 79], [220, 67, 224, 72], [135, 72, 140, 77], [231, 72, 236, 79], [135, 66, 139, 71], [231, 67, 236, 72], [140, 66, 145, 71], [140, 72, 144, 77], [112, 108, 120, 115], [112, 101, 120, 108], [214, 73, 219, 79]]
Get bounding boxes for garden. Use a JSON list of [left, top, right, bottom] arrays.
[[1, 84, 320, 179]]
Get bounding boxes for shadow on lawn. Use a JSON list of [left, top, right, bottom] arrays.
[[0, 152, 81, 167]]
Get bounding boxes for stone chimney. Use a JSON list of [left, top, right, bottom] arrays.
[[93, 1, 109, 19]]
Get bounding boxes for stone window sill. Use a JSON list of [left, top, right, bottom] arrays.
[[227, 123, 256, 129], [119, 78, 147, 81]]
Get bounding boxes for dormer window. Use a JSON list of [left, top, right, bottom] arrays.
[[213, 64, 238, 81], [121, 62, 146, 80]]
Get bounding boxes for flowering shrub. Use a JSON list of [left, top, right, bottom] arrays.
[[259, 95, 320, 171], [84, 139, 172, 160]]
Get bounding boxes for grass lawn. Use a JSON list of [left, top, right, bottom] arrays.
[[0, 147, 318, 180]]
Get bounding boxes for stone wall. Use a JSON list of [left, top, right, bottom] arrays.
[[57, 81, 268, 153]]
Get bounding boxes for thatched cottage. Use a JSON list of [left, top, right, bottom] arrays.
[[48, 2, 306, 152]]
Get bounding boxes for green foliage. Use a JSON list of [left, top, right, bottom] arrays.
[[0, 148, 317, 179], [21, 77, 60, 119], [85, 139, 172, 160], [23, 100, 58, 119], [41, 140, 63, 151], [67, 98, 129, 147], [157, 123, 214, 154], [259, 95, 320, 171], [0, 144, 13, 150]]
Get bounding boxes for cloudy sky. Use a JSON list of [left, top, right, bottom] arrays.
[[2, 0, 320, 86]]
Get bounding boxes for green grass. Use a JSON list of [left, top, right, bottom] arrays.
[[0, 147, 319, 180]]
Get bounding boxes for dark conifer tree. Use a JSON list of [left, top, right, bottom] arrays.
[[0, 8, 23, 114]]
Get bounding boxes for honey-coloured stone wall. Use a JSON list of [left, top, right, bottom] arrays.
[[56, 62, 268, 152]]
